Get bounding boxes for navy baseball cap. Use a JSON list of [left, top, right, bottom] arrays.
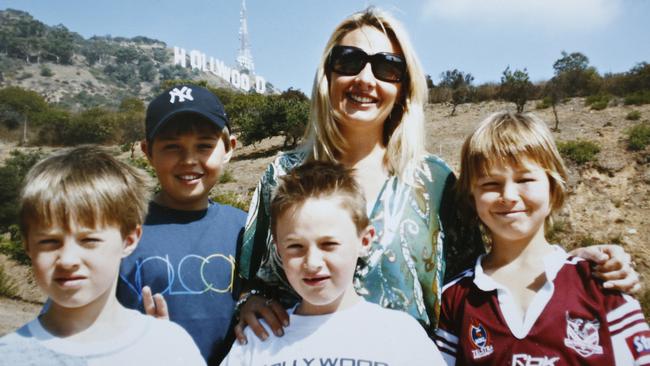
[[145, 84, 229, 141]]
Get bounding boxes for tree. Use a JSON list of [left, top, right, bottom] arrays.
[[0, 150, 44, 232], [117, 97, 145, 157], [552, 51, 601, 97], [0, 86, 48, 144], [439, 69, 474, 116], [543, 78, 563, 131], [499, 66, 533, 113], [43, 24, 75, 64]]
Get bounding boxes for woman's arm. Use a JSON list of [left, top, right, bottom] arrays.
[[571, 245, 641, 293]]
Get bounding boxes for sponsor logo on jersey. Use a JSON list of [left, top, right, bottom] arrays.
[[563, 312, 603, 357], [512, 354, 560, 366], [626, 331, 650, 359], [469, 320, 494, 359]]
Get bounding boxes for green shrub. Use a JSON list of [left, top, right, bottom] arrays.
[[558, 140, 600, 164], [211, 191, 250, 211], [626, 110, 641, 121], [0, 227, 30, 266], [219, 169, 235, 184], [627, 122, 650, 151], [536, 97, 552, 110], [16, 72, 33, 80], [40, 66, 54, 77], [0, 263, 19, 298], [624, 91, 650, 106], [585, 94, 610, 110]]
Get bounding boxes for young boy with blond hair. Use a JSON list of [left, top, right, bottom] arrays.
[[0, 146, 205, 365], [434, 112, 650, 365], [221, 161, 445, 365], [116, 84, 247, 364]]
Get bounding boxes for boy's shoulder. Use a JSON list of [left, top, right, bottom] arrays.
[[0, 321, 87, 366]]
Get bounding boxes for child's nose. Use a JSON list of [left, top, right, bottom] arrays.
[[501, 182, 519, 202], [57, 242, 82, 270], [304, 249, 324, 272], [180, 149, 198, 165]]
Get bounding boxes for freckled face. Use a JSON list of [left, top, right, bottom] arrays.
[[275, 197, 373, 315], [26, 223, 137, 309], [145, 130, 232, 211], [472, 160, 552, 245], [329, 26, 403, 136]]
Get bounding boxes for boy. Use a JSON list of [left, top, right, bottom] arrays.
[[434, 112, 650, 365], [220, 161, 445, 365], [116, 84, 247, 364], [0, 146, 205, 365]]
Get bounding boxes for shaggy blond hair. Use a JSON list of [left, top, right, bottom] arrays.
[[20, 145, 151, 239], [458, 111, 568, 224], [303, 7, 428, 181]]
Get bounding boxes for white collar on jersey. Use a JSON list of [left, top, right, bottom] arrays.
[[472, 245, 576, 339]]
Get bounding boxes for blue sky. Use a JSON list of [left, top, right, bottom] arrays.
[[3, 0, 649, 94]]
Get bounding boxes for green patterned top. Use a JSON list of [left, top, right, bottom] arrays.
[[238, 150, 483, 333]]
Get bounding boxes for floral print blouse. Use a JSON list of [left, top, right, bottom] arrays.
[[238, 150, 483, 333]]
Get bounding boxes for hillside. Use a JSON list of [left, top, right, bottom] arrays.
[[1, 98, 648, 334], [0, 8, 244, 110]]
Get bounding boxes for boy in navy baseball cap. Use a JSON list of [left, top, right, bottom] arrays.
[[117, 84, 247, 364]]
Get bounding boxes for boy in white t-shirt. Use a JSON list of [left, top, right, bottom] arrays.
[[221, 161, 445, 365], [0, 146, 205, 366]]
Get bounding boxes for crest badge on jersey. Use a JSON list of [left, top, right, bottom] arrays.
[[563, 312, 604, 357], [469, 320, 494, 359]]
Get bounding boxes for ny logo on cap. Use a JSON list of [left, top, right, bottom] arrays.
[[168, 86, 194, 104]]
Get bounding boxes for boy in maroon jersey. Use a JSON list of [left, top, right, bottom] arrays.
[[434, 111, 650, 365]]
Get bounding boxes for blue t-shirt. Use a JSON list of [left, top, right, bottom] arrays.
[[117, 200, 246, 364]]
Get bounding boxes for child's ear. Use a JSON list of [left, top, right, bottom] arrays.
[[140, 140, 152, 162], [222, 136, 237, 163], [358, 225, 375, 256], [122, 225, 142, 258]]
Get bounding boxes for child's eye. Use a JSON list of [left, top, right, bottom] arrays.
[[286, 243, 303, 250], [81, 237, 102, 245], [198, 144, 215, 150], [322, 241, 340, 249], [37, 238, 59, 246], [480, 181, 499, 188], [163, 144, 180, 151]]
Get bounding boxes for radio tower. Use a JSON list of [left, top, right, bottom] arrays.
[[236, 0, 255, 73]]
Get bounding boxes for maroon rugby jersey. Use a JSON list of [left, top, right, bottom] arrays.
[[434, 247, 650, 365]]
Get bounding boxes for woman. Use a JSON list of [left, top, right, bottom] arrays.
[[235, 7, 638, 343]]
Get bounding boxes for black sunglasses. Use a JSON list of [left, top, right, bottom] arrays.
[[327, 45, 406, 83]]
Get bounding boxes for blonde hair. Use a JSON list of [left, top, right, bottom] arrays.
[[458, 111, 568, 227], [303, 7, 428, 181], [270, 161, 369, 240], [20, 145, 151, 239]]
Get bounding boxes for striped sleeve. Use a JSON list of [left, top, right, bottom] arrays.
[[433, 275, 469, 366], [607, 294, 650, 365]]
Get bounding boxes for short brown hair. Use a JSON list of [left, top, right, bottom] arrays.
[[458, 111, 568, 225], [147, 115, 232, 154], [20, 145, 151, 239], [270, 161, 369, 240]]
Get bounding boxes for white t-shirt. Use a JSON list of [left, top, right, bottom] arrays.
[[221, 299, 445, 366], [0, 309, 205, 366]]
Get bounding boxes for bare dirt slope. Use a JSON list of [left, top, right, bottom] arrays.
[[1, 99, 649, 335]]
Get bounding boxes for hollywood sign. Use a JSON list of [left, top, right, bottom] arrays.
[[173, 47, 266, 93]]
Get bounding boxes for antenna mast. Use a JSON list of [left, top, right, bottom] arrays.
[[236, 0, 255, 73]]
